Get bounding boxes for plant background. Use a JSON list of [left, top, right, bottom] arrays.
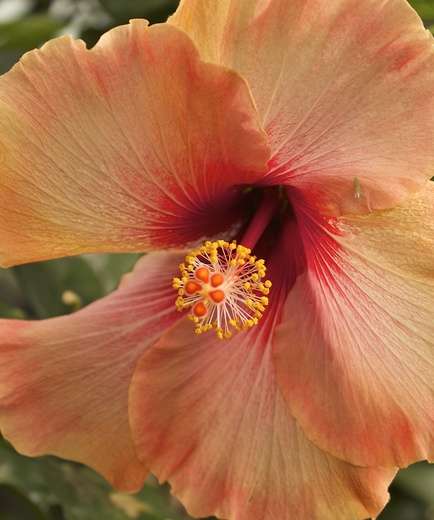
[[0, 0, 433, 519]]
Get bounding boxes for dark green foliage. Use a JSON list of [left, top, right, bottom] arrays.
[[409, 0, 434, 22], [0, 15, 63, 51], [0, 438, 188, 520], [0, 484, 47, 520], [13, 257, 104, 318], [100, 0, 179, 24]]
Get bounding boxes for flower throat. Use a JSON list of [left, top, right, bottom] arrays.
[[173, 191, 280, 340]]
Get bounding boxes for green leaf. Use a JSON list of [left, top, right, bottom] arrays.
[[0, 49, 23, 73], [0, 301, 26, 319], [409, 0, 434, 20], [0, 15, 64, 52], [99, 0, 178, 23], [379, 494, 428, 520], [86, 253, 142, 293], [0, 268, 27, 318], [395, 462, 434, 506], [13, 257, 104, 319], [0, 439, 188, 520], [379, 463, 434, 519], [0, 484, 47, 520]]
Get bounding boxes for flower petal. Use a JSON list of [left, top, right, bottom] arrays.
[[171, 0, 434, 214], [130, 319, 396, 520], [274, 184, 434, 468], [0, 251, 183, 491], [0, 20, 269, 267]]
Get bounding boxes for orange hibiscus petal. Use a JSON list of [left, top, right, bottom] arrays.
[[0, 20, 269, 267], [275, 183, 434, 468], [130, 318, 396, 520], [171, 0, 434, 214], [0, 251, 183, 491]]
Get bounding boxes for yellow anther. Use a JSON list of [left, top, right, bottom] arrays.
[[172, 239, 271, 340]]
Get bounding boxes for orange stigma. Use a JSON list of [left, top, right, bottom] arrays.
[[209, 289, 225, 303], [193, 301, 207, 317], [185, 281, 202, 295], [211, 273, 224, 287], [173, 240, 271, 339], [195, 267, 209, 283]]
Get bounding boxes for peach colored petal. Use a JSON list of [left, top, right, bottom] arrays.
[[130, 317, 396, 520], [171, 0, 434, 214], [0, 251, 184, 491], [0, 20, 269, 267], [274, 183, 434, 469]]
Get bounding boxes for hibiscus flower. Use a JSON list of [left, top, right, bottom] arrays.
[[0, 1, 433, 519]]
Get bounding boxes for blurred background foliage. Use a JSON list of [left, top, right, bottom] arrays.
[[0, 0, 433, 519]]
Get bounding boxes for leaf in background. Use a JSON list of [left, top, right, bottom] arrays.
[[379, 463, 434, 520], [379, 494, 429, 520], [0, 301, 26, 320], [85, 253, 142, 294], [0, 268, 27, 318], [0, 439, 188, 520], [409, 0, 434, 21], [394, 463, 434, 508], [0, 484, 47, 520], [99, 0, 178, 23], [0, 15, 63, 51], [12, 257, 104, 319]]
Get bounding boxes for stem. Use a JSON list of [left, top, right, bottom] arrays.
[[241, 190, 280, 249]]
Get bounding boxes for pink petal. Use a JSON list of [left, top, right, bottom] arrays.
[[274, 184, 434, 469], [0, 251, 184, 491], [171, 0, 434, 214], [0, 20, 269, 267], [130, 317, 396, 520]]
